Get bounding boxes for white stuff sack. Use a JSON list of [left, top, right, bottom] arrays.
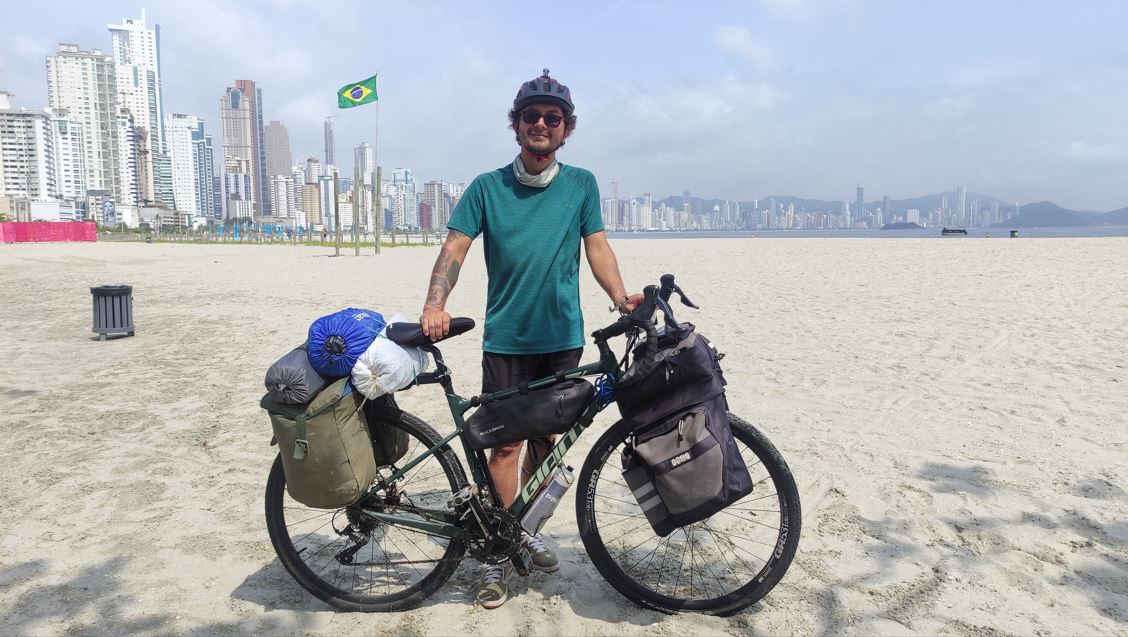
[[351, 314, 430, 399]]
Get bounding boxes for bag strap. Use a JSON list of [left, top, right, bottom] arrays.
[[291, 385, 355, 461]]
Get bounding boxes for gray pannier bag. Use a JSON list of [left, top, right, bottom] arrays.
[[262, 378, 378, 509], [621, 393, 753, 536]]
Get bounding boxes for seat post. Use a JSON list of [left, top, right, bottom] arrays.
[[421, 344, 455, 394]]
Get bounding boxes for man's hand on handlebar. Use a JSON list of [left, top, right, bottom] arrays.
[[420, 306, 451, 342], [622, 292, 646, 314]]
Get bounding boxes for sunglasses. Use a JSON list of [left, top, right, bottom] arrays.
[[520, 110, 564, 128]]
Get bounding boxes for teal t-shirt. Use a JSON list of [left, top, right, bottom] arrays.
[[447, 163, 604, 355]]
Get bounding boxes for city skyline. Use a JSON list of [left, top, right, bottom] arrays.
[[2, 1, 1126, 211]]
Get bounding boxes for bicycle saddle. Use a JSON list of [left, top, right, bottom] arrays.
[[386, 317, 476, 347]]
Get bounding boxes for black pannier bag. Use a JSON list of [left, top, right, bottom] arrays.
[[621, 393, 753, 536], [615, 323, 726, 427], [362, 393, 411, 466], [464, 379, 595, 450]]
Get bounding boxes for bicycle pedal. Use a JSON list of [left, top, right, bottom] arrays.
[[512, 547, 533, 577]]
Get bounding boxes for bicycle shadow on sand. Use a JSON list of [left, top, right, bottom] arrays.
[[799, 461, 1127, 633], [229, 545, 671, 626], [0, 556, 320, 636]]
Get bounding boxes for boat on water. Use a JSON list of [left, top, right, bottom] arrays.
[[941, 227, 969, 236]]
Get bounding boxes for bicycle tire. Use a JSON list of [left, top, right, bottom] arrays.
[[265, 411, 467, 612], [576, 412, 801, 616]]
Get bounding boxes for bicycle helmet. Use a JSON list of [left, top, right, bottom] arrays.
[[513, 69, 574, 113]]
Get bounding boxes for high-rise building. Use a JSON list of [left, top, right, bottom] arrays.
[[50, 112, 87, 202], [193, 126, 215, 221], [108, 11, 167, 206], [355, 142, 374, 185], [324, 117, 335, 167], [269, 174, 295, 218], [391, 168, 418, 228], [302, 179, 322, 226], [607, 179, 618, 229], [165, 113, 200, 215], [957, 185, 966, 226], [115, 110, 138, 205], [220, 86, 257, 218], [318, 174, 335, 230], [0, 93, 58, 200], [46, 44, 121, 201], [422, 180, 449, 230], [164, 113, 214, 221], [234, 80, 268, 216], [305, 157, 322, 184], [855, 185, 864, 228], [882, 195, 890, 224], [264, 120, 292, 178]]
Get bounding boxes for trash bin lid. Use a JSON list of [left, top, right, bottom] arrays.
[[91, 285, 133, 295]]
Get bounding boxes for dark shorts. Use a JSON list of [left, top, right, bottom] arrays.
[[480, 348, 584, 393]]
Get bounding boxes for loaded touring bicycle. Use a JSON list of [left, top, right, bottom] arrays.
[[264, 274, 801, 615]]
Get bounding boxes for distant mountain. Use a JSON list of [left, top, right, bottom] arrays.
[[999, 201, 1095, 227], [1100, 207, 1128, 225]]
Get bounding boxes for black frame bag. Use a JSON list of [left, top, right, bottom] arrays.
[[464, 379, 595, 450]]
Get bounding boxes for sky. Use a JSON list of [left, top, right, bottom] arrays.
[[2, 0, 1126, 211]]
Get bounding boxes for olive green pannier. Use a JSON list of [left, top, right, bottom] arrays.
[[262, 378, 378, 509]]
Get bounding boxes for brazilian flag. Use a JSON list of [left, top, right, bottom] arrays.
[[338, 75, 378, 109]]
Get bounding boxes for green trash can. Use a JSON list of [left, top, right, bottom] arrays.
[[91, 285, 134, 340]]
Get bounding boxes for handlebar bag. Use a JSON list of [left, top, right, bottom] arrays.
[[621, 393, 752, 536], [616, 324, 726, 426], [263, 378, 378, 509], [464, 379, 596, 450]]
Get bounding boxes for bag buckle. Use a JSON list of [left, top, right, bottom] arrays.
[[293, 438, 309, 460]]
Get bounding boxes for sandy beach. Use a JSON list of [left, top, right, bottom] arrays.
[[0, 236, 1125, 635]]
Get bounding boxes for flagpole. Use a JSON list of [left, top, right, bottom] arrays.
[[353, 163, 360, 256], [373, 95, 381, 255], [333, 173, 341, 256]]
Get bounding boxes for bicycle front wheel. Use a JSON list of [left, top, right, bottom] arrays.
[[576, 413, 801, 616], [265, 411, 467, 612]]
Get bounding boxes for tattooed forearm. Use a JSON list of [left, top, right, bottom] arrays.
[[424, 247, 462, 309]]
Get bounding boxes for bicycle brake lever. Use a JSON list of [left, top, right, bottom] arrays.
[[674, 285, 699, 309]]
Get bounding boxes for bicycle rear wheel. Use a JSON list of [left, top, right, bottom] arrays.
[[576, 413, 801, 616], [265, 411, 467, 612]]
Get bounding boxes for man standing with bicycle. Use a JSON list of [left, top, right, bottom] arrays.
[[419, 69, 641, 609]]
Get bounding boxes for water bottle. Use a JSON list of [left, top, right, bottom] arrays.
[[520, 465, 575, 535]]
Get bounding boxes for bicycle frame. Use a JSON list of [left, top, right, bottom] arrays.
[[357, 340, 624, 540]]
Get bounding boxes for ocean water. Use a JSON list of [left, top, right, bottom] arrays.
[[608, 226, 1128, 239]]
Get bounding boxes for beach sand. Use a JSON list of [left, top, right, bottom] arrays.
[[0, 237, 1125, 635]]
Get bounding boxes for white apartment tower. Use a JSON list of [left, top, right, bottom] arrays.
[[165, 113, 202, 217], [0, 93, 57, 200], [50, 114, 87, 201], [45, 44, 121, 201], [108, 11, 170, 206], [422, 180, 449, 230]]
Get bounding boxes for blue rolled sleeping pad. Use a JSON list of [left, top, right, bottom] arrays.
[[306, 308, 386, 378]]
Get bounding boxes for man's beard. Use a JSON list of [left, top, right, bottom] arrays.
[[521, 132, 563, 158]]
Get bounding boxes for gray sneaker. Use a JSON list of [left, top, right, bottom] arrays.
[[522, 533, 559, 573], [476, 563, 514, 609]]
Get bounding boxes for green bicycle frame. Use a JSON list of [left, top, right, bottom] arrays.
[[359, 344, 623, 539]]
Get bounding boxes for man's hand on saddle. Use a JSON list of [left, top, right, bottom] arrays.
[[420, 306, 451, 342]]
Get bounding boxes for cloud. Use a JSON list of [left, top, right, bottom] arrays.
[[1064, 141, 1126, 164], [758, 0, 852, 22], [713, 26, 778, 74]]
